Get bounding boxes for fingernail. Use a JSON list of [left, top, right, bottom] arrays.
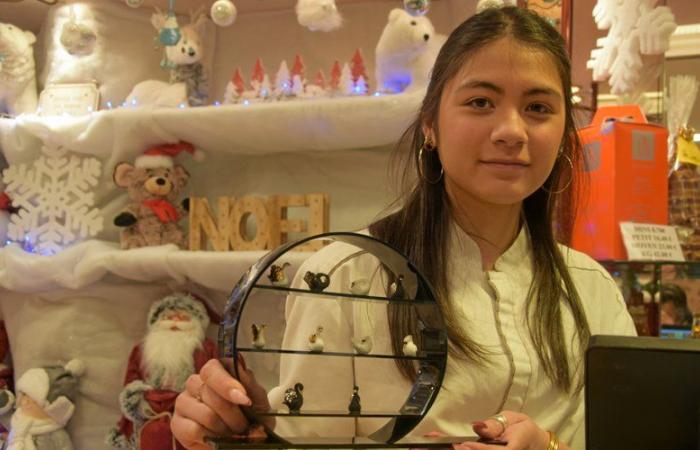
[[229, 388, 252, 405], [472, 421, 486, 429]]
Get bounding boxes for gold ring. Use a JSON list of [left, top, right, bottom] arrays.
[[489, 413, 508, 433]]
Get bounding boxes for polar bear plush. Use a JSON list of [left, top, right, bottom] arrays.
[[375, 8, 446, 94], [0, 23, 38, 116]]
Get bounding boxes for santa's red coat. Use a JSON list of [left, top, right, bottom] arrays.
[[114, 339, 217, 450]]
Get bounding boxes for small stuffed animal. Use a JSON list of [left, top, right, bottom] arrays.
[[113, 142, 200, 249], [0, 22, 38, 115], [374, 8, 446, 93], [126, 9, 208, 107]]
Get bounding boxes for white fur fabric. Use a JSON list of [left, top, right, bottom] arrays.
[[0, 23, 38, 116], [35, 0, 215, 109], [374, 8, 446, 93], [295, 0, 343, 32]]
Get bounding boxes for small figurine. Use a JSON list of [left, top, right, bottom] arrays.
[[252, 324, 267, 349], [349, 278, 370, 296], [403, 334, 418, 357], [389, 275, 406, 300], [348, 385, 361, 414], [303, 271, 331, 292], [268, 262, 291, 287], [351, 335, 373, 355], [308, 326, 325, 353], [283, 383, 304, 414]]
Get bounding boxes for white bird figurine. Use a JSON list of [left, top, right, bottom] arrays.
[[351, 335, 373, 355], [308, 326, 325, 352], [252, 324, 267, 349], [389, 275, 406, 300], [402, 334, 418, 357], [349, 278, 370, 296]]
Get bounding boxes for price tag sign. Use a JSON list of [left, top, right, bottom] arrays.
[[619, 222, 685, 261], [38, 83, 100, 116]]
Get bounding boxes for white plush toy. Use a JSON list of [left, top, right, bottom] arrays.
[[0, 22, 38, 116], [375, 8, 445, 94], [126, 9, 208, 108], [296, 0, 343, 32]]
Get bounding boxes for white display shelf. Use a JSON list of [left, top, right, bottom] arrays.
[[0, 91, 423, 166], [0, 240, 311, 293]]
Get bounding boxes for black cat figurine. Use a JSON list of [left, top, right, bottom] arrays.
[[348, 385, 361, 415], [303, 271, 330, 292], [283, 382, 304, 413]]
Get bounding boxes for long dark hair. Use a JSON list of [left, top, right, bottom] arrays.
[[370, 6, 590, 393]]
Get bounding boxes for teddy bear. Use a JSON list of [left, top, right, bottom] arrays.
[[113, 142, 200, 249], [374, 8, 446, 94], [0, 22, 38, 116]]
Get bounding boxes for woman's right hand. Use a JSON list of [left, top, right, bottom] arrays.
[[171, 358, 271, 450]]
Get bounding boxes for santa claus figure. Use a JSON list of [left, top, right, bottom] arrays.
[[106, 292, 217, 450]]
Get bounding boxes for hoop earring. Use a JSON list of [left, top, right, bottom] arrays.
[[418, 138, 443, 184], [542, 153, 573, 195]]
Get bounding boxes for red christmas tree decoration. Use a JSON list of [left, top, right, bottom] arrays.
[[232, 68, 245, 96], [314, 69, 326, 89], [350, 49, 368, 85], [251, 58, 266, 87], [291, 54, 305, 82], [329, 60, 342, 91]]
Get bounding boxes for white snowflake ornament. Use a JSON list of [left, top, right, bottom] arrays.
[[2, 144, 103, 255]]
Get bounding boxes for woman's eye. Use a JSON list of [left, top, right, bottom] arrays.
[[465, 98, 493, 110], [526, 103, 553, 114]]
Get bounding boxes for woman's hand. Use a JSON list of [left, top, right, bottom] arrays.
[[171, 358, 271, 450], [453, 411, 565, 450]]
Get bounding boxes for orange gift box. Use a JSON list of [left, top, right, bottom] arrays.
[[571, 105, 669, 260]]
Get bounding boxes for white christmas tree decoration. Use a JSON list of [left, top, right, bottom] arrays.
[[259, 74, 272, 99], [340, 62, 354, 96], [587, 0, 676, 97], [291, 74, 304, 97], [275, 61, 292, 98], [2, 144, 103, 255], [354, 75, 368, 96], [222, 81, 239, 104]]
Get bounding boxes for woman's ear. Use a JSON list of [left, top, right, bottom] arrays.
[[422, 126, 436, 145]]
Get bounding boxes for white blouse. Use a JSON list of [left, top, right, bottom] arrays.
[[262, 226, 636, 450]]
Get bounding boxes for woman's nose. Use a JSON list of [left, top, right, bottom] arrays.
[[491, 109, 528, 148]]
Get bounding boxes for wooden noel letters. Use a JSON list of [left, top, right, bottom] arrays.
[[189, 194, 329, 252]]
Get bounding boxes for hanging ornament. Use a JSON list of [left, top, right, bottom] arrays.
[[295, 0, 343, 32], [159, 0, 181, 46], [404, 0, 429, 16], [125, 0, 144, 7], [211, 0, 237, 27]]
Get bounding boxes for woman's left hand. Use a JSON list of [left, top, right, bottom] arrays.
[[453, 411, 553, 450]]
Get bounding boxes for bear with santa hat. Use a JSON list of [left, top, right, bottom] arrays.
[[0, 359, 85, 450], [106, 292, 217, 450]]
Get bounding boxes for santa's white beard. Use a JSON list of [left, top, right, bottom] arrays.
[[141, 320, 205, 391]]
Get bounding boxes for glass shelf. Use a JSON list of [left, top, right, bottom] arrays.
[[236, 347, 444, 360], [255, 409, 421, 417], [252, 285, 435, 304]]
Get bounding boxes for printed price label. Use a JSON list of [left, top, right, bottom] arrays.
[[619, 222, 685, 261]]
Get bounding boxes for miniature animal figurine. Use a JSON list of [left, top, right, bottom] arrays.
[[59, 8, 97, 56], [349, 278, 370, 296], [351, 336, 373, 355], [389, 275, 406, 300], [283, 382, 304, 414], [252, 324, 267, 349], [268, 262, 291, 287], [403, 334, 418, 357], [304, 271, 330, 292], [0, 22, 37, 115], [374, 8, 446, 93], [308, 326, 324, 353], [113, 142, 198, 249], [348, 385, 361, 414], [126, 8, 209, 107]]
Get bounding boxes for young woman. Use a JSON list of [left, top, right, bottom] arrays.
[[171, 7, 635, 450]]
